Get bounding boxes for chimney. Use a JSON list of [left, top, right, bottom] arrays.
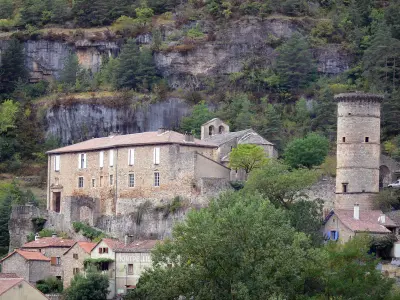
[[34, 233, 40, 241], [158, 128, 167, 135], [353, 203, 359, 220], [124, 234, 132, 246], [379, 214, 386, 224], [184, 132, 194, 142], [52, 233, 57, 238]]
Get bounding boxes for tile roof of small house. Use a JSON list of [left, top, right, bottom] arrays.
[[22, 237, 75, 248], [47, 131, 217, 154], [0, 278, 25, 296], [64, 241, 97, 255], [0, 249, 51, 262], [330, 209, 396, 233], [97, 239, 159, 253], [204, 129, 274, 146], [0, 273, 19, 279]]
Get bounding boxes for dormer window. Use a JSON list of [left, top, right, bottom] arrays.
[[219, 126, 225, 134], [209, 125, 215, 136]]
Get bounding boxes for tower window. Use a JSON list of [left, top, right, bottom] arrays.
[[365, 137, 369, 142], [342, 183, 348, 193], [342, 137, 346, 142]]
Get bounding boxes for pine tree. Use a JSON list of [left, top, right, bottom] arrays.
[[0, 0, 14, 19], [0, 39, 28, 96], [0, 194, 12, 254], [275, 33, 317, 91], [59, 53, 80, 89]]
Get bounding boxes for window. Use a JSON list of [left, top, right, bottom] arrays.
[[109, 149, 114, 167], [342, 137, 345, 142], [209, 125, 215, 136], [330, 231, 339, 241], [54, 155, 60, 171], [154, 172, 160, 187], [78, 177, 84, 188], [98, 247, 109, 254], [99, 151, 104, 168], [218, 126, 225, 134], [128, 264, 133, 275], [73, 268, 80, 275], [365, 137, 369, 142], [100, 176, 104, 187], [73, 253, 78, 259], [51, 257, 61, 266], [153, 147, 160, 165], [129, 174, 135, 187], [92, 179, 95, 188], [109, 175, 113, 186], [78, 153, 87, 169], [128, 149, 135, 165], [342, 183, 348, 193]]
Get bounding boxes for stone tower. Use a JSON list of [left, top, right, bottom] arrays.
[[335, 92, 384, 210]]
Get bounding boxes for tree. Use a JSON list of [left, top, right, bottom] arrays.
[[283, 133, 330, 169], [59, 53, 80, 89], [0, 39, 28, 96], [116, 39, 159, 90], [321, 236, 395, 300], [0, 0, 14, 19], [275, 33, 316, 91], [244, 159, 319, 208], [0, 100, 19, 134], [229, 144, 268, 174], [36, 277, 63, 294], [64, 268, 109, 300], [130, 192, 322, 299], [180, 101, 214, 137]]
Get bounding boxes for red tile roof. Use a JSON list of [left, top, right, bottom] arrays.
[[0, 273, 19, 278], [47, 131, 217, 154], [0, 249, 50, 262], [22, 237, 75, 249], [334, 209, 396, 233], [99, 239, 159, 253], [64, 241, 97, 255], [0, 278, 24, 296]]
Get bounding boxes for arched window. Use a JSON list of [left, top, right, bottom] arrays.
[[219, 125, 225, 134], [209, 125, 215, 136]]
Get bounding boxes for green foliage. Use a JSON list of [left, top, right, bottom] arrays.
[[283, 132, 330, 169], [64, 267, 109, 300], [0, 100, 19, 134], [244, 159, 319, 208], [373, 189, 400, 212], [275, 33, 317, 91], [180, 101, 214, 137], [229, 144, 268, 174], [0, 0, 14, 19], [36, 277, 63, 294], [186, 24, 205, 39], [72, 222, 105, 241], [32, 217, 47, 232], [130, 191, 321, 299], [59, 53, 80, 90], [83, 257, 114, 269]]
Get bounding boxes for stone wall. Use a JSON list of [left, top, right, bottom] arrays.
[[1, 253, 31, 282], [62, 244, 90, 288], [304, 176, 336, 210]]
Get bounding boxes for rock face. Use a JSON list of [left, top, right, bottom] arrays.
[[45, 97, 192, 145]]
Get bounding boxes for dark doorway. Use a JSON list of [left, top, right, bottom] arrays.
[[53, 192, 61, 213]]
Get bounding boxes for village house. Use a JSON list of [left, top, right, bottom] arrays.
[[0, 275, 49, 300], [324, 204, 398, 243], [20, 235, 75, 281], [45, 118, 277, 222], [90, 238, 158, 299], [62, 241, 96, 288], [0, 249, 50, 284]]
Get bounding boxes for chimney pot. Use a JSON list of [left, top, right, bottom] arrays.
[[379, 214, 386, 224], [52, 233, 57, 238], [34, 233, 40, 241], [353, 203, 359, 220]]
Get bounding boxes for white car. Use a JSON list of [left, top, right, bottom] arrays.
[[388, 180, 400, 188]]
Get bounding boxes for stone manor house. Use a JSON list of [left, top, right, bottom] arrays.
[[46, 119, 276, 220]]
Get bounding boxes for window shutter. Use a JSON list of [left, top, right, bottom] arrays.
[[99, 248, 102, 254], [154, 147, 160, 164], [78, 154, 81, 169], [109, 150, 114, 166], [129, 149, 135, 165], [99, 151, 104, 168], [54, 155, 60, 171], [105, 248, 108, 253], [51, 257, 56, 265], [326, 231, 331, 240], [84, 154, 87, 168]]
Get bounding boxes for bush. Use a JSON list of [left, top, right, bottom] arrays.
[[72, 222, 104, 241], [36, 277, 63, 294]]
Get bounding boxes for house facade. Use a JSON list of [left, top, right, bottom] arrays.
[[62, 241, 96, 288], [20, 236, 75, 281], [0, 250, 50, 284], [90, 238, 157, 299]]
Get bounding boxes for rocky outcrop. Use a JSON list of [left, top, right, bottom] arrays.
[[44, 97, 192, 145]]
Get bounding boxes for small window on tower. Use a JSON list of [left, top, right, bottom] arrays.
[[342, 183, 348, 193], [342, 137, 346, 142], [365, 137, 369, 142]]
